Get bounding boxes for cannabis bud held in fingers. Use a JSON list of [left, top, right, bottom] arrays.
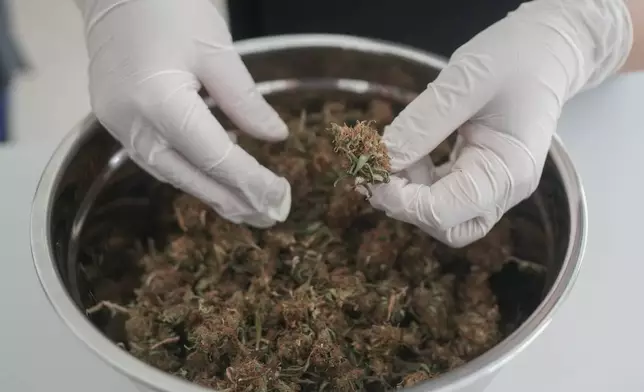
[[328, 121, 392, 197]]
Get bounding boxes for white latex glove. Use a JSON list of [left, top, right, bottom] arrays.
[[369, 0, 633, 247], [73, 0, 291, 228]]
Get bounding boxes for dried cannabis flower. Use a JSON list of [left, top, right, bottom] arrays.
[[82, 100, 549, 392], [328, 121, 391, 196]]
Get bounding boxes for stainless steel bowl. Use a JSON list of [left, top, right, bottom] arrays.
[[30, 34, 587, 392]]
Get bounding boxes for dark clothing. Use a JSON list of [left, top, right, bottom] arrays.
[[228, 0, 528, 58], [0, 0, 25, 142], [0, 0, 24, 89]]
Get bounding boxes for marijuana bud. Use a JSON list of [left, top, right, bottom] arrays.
[[328, 121, 392, 197]]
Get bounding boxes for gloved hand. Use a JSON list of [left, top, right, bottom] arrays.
[[368, 0, 633, 247], [73, 0, 291, 228]]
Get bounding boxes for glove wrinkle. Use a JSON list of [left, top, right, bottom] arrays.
[[200, 141, 232, 180], [194, 37, 233, 52], [135, 70, 195, 90], [85, 0, 138, 37]]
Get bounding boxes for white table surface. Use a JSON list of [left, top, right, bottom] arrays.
[[2, 1, 644, 391]]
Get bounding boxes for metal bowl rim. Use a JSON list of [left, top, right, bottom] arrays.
[[29, 33, 587, 392]]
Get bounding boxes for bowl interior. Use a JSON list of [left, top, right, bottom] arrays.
[[42, 41, 577, 391]]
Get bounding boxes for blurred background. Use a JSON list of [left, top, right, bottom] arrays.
[[0, 0, 228, 145]]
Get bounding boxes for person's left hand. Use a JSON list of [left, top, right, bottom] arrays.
[[73, 0, 292, 229], [367, 0, 632, 247]]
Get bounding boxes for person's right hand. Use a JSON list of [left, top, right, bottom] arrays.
[[367, 0, 633, 247], [74, 0, 291, 228]]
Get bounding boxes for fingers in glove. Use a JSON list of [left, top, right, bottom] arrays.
[[196, 45, 288, 142], [369, 138, 510, 247], [142, 87, 291, 222], [129, 128, 280, 227], [401, 155, 439, 185], [383, 56, 498, 172], [438, 214, 498, 247]]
